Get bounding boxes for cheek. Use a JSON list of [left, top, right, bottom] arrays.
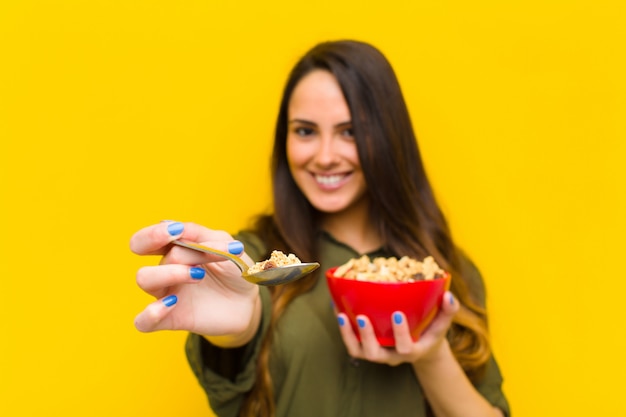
[[340, 142, 361, 167], [286, 137, 309, 168], [285, 139, 297, 170]]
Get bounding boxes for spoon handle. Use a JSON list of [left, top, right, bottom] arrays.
[[172, 240, 248, 273]]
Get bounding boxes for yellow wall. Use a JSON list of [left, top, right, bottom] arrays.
[[2, 1, 624, 415]]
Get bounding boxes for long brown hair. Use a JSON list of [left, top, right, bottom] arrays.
[[239, 40, 490, 416]]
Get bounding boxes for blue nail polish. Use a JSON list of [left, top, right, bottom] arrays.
[[449, 293, 454, 305], [190, 267, 205, 279], [338, 316, 345, 326], [162, 295, 177, 307], [357, 318, 366, 328], [393, 312, 403, 325], [228, 241, 244, 255], [167, 222, 184, 236]]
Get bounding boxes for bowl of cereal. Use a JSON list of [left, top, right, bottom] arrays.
[[326, 255, 451, 347]]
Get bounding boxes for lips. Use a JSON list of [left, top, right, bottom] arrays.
[[313, 173, 351, 189]]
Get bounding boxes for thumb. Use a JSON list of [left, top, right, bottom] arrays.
[[419, 291, 459, 341]]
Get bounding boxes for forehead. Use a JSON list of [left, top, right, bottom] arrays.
[[288, 70, 350, 120]]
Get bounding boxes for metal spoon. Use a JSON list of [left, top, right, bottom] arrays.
[[172, 239, 320, 286]]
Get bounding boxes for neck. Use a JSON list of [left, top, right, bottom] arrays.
[[321, 200, 382, 254]]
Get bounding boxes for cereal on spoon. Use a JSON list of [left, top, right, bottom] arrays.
[[247, 250, 302, 274]]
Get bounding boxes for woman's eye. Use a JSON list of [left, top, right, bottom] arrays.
[[341, 128, 354, 138], [295, 127, 314, 136]]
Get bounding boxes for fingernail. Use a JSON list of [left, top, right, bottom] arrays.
[[162, 295, 177, 307], [190, 267, 205, 280], [338, 316, 345, 326], [393, 312, 403, 325], [228, 241, 244, 255], [357, 317, 366, 328], [167, 222, 184, 236], [449, 293, 454, 305]]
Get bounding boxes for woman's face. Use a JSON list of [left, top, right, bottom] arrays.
[[286, 70, 368, 214]]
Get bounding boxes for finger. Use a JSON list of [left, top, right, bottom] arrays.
[[429, 291, 459, 333], [129, 221, 186, 255], [337, 313, 362, 357], [134, 295, 178, 332], [355, 315, 382, 359], [162, 240, 249, 267], [418, 292, 459, 345], [441, 291, 459, 315], [391, 312, 414, 355], [136, 264, 205, 296], [129, 221, 237, 255]]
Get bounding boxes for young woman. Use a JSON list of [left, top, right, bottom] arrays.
[[130, 40, 510, 417]]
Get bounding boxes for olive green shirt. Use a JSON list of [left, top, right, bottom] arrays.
[[186, 231, 510, 417]]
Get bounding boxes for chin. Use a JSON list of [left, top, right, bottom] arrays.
[[300, 184, 367, 214], [309, 198, 353, 214]]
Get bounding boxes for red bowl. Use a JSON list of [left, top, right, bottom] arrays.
[[326, 266, 451, 347]]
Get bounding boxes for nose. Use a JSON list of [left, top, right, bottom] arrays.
[[314, 135, 339, 167]]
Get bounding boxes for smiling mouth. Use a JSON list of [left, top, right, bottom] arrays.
[[314, 173, 349, 187]]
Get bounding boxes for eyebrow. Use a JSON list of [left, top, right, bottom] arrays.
[[289, 119, 352, 128]]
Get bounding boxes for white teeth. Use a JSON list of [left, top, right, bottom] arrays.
[[315, 174, 344, 185]]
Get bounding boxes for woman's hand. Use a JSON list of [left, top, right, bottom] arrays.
[[336, 291, 459, 366], [130, 221, 260, 344], [338, 295, 503, 416]]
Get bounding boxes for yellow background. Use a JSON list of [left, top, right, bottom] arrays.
[[2, 1, 624, 416]]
